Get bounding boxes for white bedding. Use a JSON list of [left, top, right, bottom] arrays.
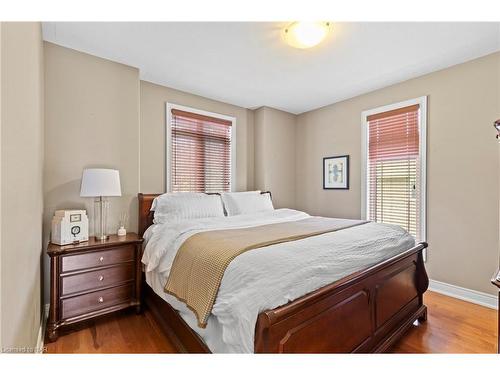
[[142, 208, 415, 353]]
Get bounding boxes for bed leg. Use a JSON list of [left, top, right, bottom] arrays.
[[417, 305, 428, 323]]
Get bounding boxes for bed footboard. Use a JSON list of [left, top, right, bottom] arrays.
[[254, 242, 428, 353]]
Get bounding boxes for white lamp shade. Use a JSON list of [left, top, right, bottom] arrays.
[[80, 168, 122, 197]]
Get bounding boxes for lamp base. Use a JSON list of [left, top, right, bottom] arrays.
[[94, 196, 110, 242]]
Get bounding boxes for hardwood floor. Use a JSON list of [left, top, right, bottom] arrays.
[[44, 291, 497, 353], [391, 291, 497, 353], [44, 309, 178, 353]]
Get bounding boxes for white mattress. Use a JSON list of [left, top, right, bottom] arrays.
[[142, 209, 415, 353]]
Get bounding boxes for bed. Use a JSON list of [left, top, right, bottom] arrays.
[[138, 192, 429, 353]]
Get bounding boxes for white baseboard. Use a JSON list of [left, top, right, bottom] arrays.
[[36, 304, 50, 353], [429, 279, 498, 310]]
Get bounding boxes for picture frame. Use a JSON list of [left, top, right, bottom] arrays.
[[323, 155, 349, 190]]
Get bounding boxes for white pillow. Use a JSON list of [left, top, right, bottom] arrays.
[[152, 192, 224, 224], [221, 191, 274, 216]]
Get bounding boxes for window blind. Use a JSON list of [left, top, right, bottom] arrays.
[[367, 104, 421, 240], [171, 109, 232, 193]]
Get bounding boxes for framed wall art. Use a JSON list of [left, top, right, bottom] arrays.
[[323, 155, 349, 189]]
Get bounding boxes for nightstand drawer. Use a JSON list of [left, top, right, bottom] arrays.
[[61, 283, 134, 319], [61, 246, 135, 272], [61, 264, 135, 296]]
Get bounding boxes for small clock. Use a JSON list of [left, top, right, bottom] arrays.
[[51, 210, 89, 245], [71, 225, 81, 236]]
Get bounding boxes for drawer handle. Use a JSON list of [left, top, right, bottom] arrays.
[[98, 275, 104, 281], [99, 256, 104, 262], [98, 296, 104, 303]]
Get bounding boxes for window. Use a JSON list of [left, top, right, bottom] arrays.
[[361, 97, 427, 243], [166, 104, 235, 193]]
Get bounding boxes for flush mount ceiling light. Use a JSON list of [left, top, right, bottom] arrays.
[[283, 22, 332, 49]]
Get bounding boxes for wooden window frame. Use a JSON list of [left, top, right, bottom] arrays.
[[361, 96, 428, 257], [165, 103, 236, 192]]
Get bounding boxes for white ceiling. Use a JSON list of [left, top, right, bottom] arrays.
[[42, 22, 500, 114]]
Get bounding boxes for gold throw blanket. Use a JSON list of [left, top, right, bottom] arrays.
[[164, 217, 367, 328]]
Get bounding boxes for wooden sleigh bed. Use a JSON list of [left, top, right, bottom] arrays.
[[138, 193, 429, 353]]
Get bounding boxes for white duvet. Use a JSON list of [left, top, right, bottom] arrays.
[[142, 208, 415, 353]]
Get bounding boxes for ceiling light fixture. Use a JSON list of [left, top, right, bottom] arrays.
[[283, 22, 331, 49]]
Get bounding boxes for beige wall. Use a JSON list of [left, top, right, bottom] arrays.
[[1, 22, 44, 348], [0, 21, 3, 349], [296, 52, 500, 294], [140, 80, 254, 193], [254, 107, 296, 208], [40, 41, 500, 303], [43, 46, 256, 303], [43, 42, 140, 301]]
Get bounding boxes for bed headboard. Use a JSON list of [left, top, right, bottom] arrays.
[[137, 193, 159, 237], [137, 191, 272, 238]]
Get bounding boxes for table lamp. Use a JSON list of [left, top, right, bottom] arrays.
[[80, 168, 122, 240]]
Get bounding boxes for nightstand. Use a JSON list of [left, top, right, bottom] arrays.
[[46, 233, 143, 342]]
